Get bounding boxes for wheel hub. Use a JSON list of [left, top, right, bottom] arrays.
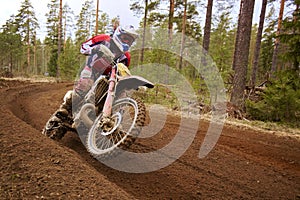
[[100, 113, 122, 136]]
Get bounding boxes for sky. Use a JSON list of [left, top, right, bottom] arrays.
[[0, 0, 264, 40], [0, 0, 140, 39]]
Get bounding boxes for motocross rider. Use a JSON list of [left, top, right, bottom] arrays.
[[43, 25, 138, 139], [76, 25, 138, 96]]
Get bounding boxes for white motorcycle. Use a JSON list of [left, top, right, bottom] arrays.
[[43, 45, 154, 160]]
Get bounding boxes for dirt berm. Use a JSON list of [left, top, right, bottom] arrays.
[[0, 79, 299, 199]]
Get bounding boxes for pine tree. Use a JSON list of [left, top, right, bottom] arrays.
[[259, 6, 277, 82], [57, 0, 63, 78], [209, 0, 235, 83], [173, 1, 202, 42], [96, 13, 110, 34], [203, 0, 213, 52], [248, 24, 258, 77], [45, 0, 59, 76], [45, 0, 59, 46], [210, 12, 235, 79], [130, 0, 202, 64], [247, 0, 300, 126], [15, 0, 39, 74], [246, 70, 300, 125], [271, 0, 285, 74], [0, 15, 23, 73], [279, 0, 300, 71], [95, 0, 100, 35], [130, 0, 154, 63], [168, 0, 175, 42], [178, 0, 187, 71], [230, 0, 255, 110], [58, 38, 79, 80], [62, 3, 75, 47], [250, 0, 268, 87], [75, 0, 95, 45]]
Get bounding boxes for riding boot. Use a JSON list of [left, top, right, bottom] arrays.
[[42, 91, 78, 140]]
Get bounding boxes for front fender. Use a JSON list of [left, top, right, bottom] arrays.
[[116, 75, 154, 95]]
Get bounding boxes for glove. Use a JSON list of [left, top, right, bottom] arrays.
[[91, 45, 103, 57], [99, 44, 115, 62]]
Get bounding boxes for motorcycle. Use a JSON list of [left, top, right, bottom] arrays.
[[43, 44, 154, 160]]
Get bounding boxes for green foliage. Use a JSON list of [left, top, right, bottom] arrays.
[[75, 0, 95, 44], [130, 0, 202, 41], [44, 0, 60, 77], [173, 1, 202, 42], [279, 5, 300, 71], [246, 70, 300, 126], [134, 84, 179, 109], [97, 13, 110, 34], [15, 0, 39, 43], [57, 38, 80, 80], [248, 24, 258, 69], [258, 6, 277, 82], [63, 3, 75, 39], [209, 11, 235, 84], [249, 1, 300, 127], [47, 48, 58, 77], [0, 17, 23, 70], [45, 0, 59, 46]]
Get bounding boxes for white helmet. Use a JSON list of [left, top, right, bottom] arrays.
[[112, 25, 138, 52]]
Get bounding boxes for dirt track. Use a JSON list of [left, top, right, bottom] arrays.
[[0, 79, 299, 199]]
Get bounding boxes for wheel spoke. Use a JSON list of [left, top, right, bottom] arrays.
[[86, 98, 143, 157]]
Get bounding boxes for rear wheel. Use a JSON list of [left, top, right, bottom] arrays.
[[86, 97, 146, 160]]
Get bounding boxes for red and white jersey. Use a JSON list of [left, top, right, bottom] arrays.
[[80, 34, 131, 73], [80, 34, 111, 55]]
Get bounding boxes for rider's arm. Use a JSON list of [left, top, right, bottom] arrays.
[[80, 34, 111, 55], [124, 51, 131, 67]]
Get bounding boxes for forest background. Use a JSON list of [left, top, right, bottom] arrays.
[[0, 0, 299, 127]]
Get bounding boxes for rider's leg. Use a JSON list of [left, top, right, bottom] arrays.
[[56, 64, 94, 117], [57, 90, 73, 116], [43, 57, 96, 139]]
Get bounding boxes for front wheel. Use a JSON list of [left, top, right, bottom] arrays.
[[86, 97, 146, 160]]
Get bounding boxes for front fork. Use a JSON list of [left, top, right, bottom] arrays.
[[102, 65, 117, 117], [73, 66, 118, 130]]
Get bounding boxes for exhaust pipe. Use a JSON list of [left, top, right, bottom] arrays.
[[73, 103, 95, 129]]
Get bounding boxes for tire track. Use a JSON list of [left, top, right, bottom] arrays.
[[4, 79, 299, 199]]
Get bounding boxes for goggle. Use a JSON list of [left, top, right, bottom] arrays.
[[119, 34, 135, 46]]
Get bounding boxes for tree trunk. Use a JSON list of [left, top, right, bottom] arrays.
[[179, 0, 187, 71], [203, 0, 213, 52], [57, 0, 63, 78], [250, 0, 267, 87], [27, 18, 30, 74], [27, 41, 30, 74], [165, 0, 175, 84], [168, 0, 175, 42], [64, 11, 67, 49], [95, 0, 99, 35], [271, 0, 285, 74], [34, 37, 37, 74], [232, 0, 244, 70], [230, 0, 255, 110], [140, 0, 148, 64]]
